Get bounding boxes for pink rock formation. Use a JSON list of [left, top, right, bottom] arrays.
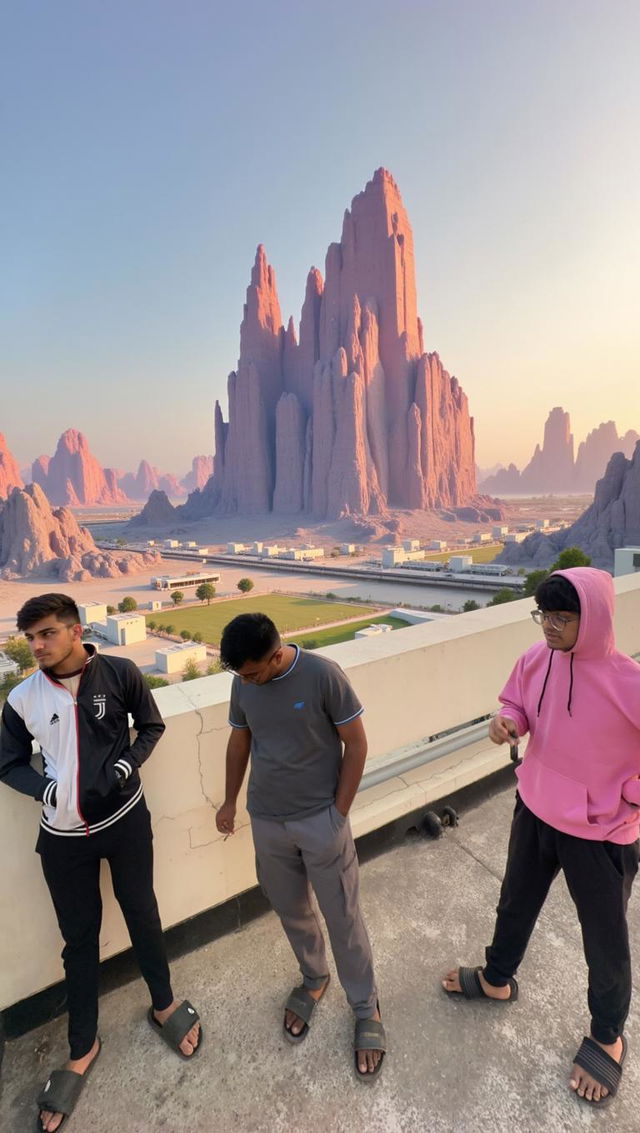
[[181, 456, 214, 492], [273, 394, 306, 513], [521, 408, 574, 492], [210, 169, 478, 519], [157, 473, 185, 498], [499, 442, 640, 571], [35, 430, 128, 506], [31, 455, 50, 491], [0, 435, 23, 499], [482, 412, 640, 495], [0, 483, 161, 581], [119, 461, 187, 500]]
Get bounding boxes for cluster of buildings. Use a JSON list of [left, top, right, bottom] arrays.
[[225, 542, 324, 562], [77, 603, 207, 675]]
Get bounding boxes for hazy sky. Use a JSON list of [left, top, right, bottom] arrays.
[[3, 0, 639, 476]]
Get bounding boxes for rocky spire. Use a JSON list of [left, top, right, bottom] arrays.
[[209, 169, 478, 519], [0, 434, 23, 499]]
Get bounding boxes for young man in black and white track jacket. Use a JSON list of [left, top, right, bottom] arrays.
[[0, 593, 202, 1133]]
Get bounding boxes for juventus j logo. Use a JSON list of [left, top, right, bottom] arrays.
[[93, 695, 106, 720]]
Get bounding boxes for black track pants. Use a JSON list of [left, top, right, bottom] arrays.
[[37, 799, 173, 1058]]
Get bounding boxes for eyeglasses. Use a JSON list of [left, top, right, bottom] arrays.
[[531, 609, 579, 632], [232, 648, 280, 681]]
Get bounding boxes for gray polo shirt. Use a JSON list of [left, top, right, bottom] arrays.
[[228, 645, 364, 821]]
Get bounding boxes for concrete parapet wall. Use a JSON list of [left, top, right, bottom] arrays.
[[2, 576, 640, 1009]]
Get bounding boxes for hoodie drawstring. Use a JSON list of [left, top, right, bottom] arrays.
[[537, 648, 575, 717], [537, 651, 554, 716]]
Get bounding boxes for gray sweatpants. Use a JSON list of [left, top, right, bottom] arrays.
[[251, 804, 377, 1019]]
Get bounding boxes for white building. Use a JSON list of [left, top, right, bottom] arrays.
[[261, 545, 282, 558], [492, 526, 509, 538], [78, 602, 108, 627], [0, 651, 20, 678], [614, 547, 640, 578], [163, 540, 179, 549], [449, 555, 473, 571], [382, 546, 406, 567], [535, 519, 550, 530], [504, 532, 528, 544], [197, 548, 210, 556], [105, 614, 147, 646], [151, 572, 220, 591], [341, 543, 355, 555], [146, 600, 163, 612], [227, 542, 245, 554], [252, 542, 263, 554], [428, 540, 447, 551], [155, 642, 207, 674], [182, 541, 197, 549], [473, 532, 492, 544], [402, 539, 420, 552]]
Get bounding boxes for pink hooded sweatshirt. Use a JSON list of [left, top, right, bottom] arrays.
[[499, 566, 640, 844]]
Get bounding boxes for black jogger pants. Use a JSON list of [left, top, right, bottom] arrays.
[[483, 793, 639, 1045]]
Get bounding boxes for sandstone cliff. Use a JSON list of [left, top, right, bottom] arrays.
[[0, 435, 23, 499], [209, 169, 477, 520], [0, 484, 161, 581]]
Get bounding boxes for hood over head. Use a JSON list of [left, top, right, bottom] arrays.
[[551, 566, 615, 660]]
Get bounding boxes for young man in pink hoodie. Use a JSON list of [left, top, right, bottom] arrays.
[[442, 567, 640, 1105]]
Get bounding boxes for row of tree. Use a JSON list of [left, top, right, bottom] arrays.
[[459, 547, 592, 611]]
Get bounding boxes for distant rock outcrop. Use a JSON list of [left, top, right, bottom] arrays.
[[181, 456, 214, 493], [0, 483, 161, 581], [0, 435, 23, 499], [130, 489, 178, 527], [33, 430, 129, 506], [498, 443, 640, 570], [119, 460, 187, 501], [481, 410, 639, 495], [206, 169, 478, 520]]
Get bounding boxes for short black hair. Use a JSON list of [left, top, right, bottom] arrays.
[[219, 613, 280, 671], [534, 574, 581, 615], [16, 593, 81, 632]]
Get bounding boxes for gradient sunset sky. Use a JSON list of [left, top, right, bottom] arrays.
[[3, 0, 639, 477]]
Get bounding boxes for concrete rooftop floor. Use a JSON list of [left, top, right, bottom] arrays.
[[2, 781, 640, 1133]]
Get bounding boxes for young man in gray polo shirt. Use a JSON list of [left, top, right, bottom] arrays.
[[215, 612, 386, 1081]]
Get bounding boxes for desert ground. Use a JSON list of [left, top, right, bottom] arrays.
[[114, 494, 592, 551]]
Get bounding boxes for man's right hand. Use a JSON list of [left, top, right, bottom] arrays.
[[215, 801, 236, 836], [489, 715, 518, 746]]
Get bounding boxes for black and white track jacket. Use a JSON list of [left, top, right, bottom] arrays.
[[0, 646, 165, 836]]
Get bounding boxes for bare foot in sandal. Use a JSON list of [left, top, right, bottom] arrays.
[[442, 966, 515, 1000], [284, 976, 330, 1037], [153, 999, 201, 1056], [38, 1036, 101, 1133]]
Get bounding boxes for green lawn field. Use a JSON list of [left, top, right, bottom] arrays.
[[146, 594, 379, 645], [422, 543, 502, 564], [296, 615, 409, 649]]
